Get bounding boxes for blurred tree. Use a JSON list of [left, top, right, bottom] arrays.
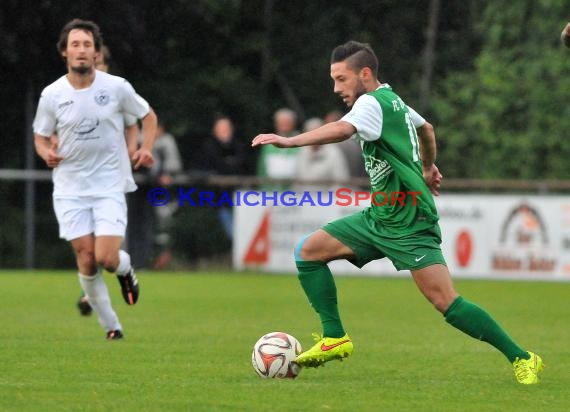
[[433, 0, 570, 178], [0, 0, 446, 169], [418, 0, 441, 113]]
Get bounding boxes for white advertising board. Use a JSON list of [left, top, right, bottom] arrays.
[[233, 190, 570, 281]]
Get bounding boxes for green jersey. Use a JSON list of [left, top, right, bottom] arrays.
[[341, 84, 438, 235]]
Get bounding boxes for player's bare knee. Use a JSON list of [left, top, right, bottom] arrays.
[[96, 253, 119, 272], [430, 292, 457, 313], [76, 249, 96, 268], [432, 299, 448, 314], [296, 239, 324, 261], [297, 243, 314, 261]]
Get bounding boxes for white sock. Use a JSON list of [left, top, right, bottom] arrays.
[[79, 271, 122, 332], [115, 250, 132, 276]]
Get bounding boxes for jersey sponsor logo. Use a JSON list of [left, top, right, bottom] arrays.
[[74, 117, 100, 135], [363, 154, 392, 186], [94, 89, 110, 106], [58, 100, 74, 109]]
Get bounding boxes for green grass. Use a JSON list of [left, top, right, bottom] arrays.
[[1, 271, 569, 412]]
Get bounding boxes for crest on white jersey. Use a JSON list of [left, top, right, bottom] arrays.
[[94, 89, 110, 106]]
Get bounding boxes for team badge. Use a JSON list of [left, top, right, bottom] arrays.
[[94, 89, 110, 106]]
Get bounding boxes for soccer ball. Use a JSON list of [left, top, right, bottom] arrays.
[[251, 332, 302, 379]]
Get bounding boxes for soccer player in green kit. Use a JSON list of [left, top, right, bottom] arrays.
[[252, 41, 543, 384]]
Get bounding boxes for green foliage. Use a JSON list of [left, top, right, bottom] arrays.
[[2, 0, 568, 177], [1, 0, 433, 168], [1, 272, 569, 411], [433, 0, 570, 178]]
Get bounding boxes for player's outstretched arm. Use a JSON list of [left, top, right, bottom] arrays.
[[252, 120, 355, 149]]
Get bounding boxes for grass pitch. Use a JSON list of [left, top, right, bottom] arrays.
[[0, 271, 568, 412]]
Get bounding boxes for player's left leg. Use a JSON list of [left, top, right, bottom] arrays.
[[92, 193, 139, 305], [76, 291, 92, 316], [411, 264, 543, 384], [95, 236, 139, 305], [71, 235, 123, 338]]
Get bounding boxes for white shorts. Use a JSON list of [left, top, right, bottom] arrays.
[[53, 193, 128, 241]]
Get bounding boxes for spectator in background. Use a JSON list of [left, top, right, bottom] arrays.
[[326, 109, 367, 179], [201, 115, 248, 240], [149, 120, 183, 186], [150, 120, 183, 269], [323, 110, 343, 124], [295, 117, 349, 191], [202, 115, 248, 175], [257, 108, 300, 188]]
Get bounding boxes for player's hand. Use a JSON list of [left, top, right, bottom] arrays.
[[132, 148, 154, 170], [46, 138, 64, 168], [251, 134, 294, 148], [423, 164, 443, 196]]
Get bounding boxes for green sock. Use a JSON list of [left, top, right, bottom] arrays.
[[444, 296, 529, 363], [296, 260, 345, 338]]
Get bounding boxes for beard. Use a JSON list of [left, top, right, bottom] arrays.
[[70, 65, 91, 75], [346, 81, 368, 107], [353, 81, 368, 100]]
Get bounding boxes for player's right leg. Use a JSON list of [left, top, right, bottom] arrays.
[[76, 291, 92, 316], [71, 235, 123, 339], [92, 193, 139, 305], [95, 236, 139, 305]]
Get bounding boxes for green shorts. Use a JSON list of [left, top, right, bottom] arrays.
[[322, 208, 447, 271]]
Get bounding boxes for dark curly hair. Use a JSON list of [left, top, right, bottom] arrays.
[[57, 19, 103, 55], [331, 41, 378, 78]]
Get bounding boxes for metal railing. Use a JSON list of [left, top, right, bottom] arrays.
[[2, 168, 569, 268], [3, 168, 570, 191]]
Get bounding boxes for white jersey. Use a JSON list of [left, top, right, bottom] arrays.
[[33, 70, 150, 197], [342, 84, 425, 142]]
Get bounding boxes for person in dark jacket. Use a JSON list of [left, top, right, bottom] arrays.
[[201, 115, 248, 239]]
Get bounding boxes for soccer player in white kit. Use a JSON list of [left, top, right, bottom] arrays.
[[33, 19, 158, 340], [75, 44, 141, 317]]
